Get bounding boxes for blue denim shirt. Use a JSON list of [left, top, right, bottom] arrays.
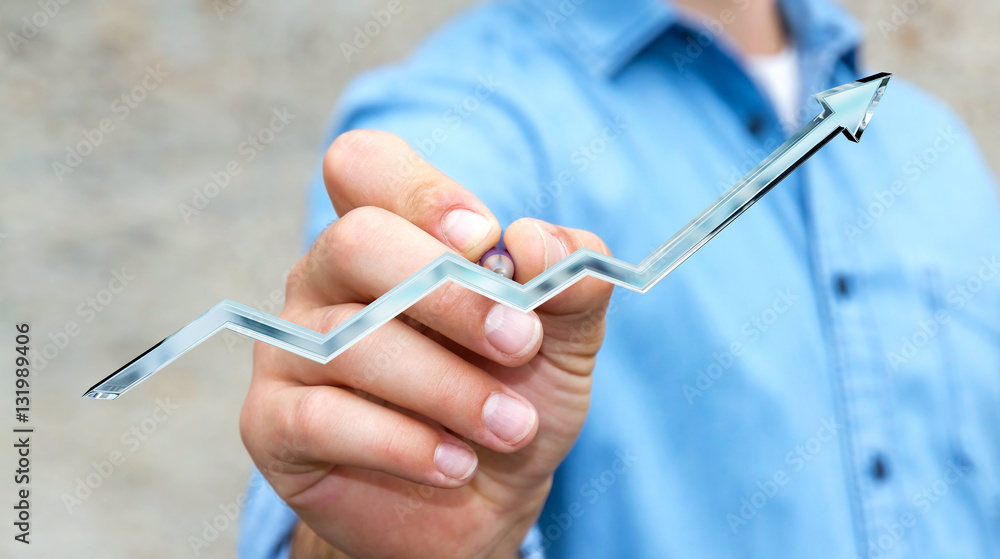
[[240, 0, 1000, 557]]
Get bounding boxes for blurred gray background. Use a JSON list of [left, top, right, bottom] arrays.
[[0, 0, 996, 557]]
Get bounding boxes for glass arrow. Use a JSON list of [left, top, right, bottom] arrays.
[[84, 72, 891, 401]]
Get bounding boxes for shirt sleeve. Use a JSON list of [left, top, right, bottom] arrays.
[[238, 468, 298, 559], [519, 524, 547, 559]]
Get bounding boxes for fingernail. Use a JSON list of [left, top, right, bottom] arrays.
[[483, 392, 536, 445], [442, 209, 492, 253], [484, 303, 541, 357], [434, 440, 478, 480], [533, 221, 569, 269]]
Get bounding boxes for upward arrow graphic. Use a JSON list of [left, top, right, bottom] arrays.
[[85, 72, 892, 400]]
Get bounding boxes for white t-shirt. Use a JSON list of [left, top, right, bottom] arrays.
[[745, 46, 801, 134]]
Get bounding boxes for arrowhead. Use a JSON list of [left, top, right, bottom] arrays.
[[815, 72, 892, 143]]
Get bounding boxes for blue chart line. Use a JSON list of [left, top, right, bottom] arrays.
[[84, 72, 891, 400]]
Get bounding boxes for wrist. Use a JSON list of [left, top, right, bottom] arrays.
[[288, 476, 552, 559]]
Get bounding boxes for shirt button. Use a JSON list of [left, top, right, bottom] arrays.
[[747, 115, 766, 136], [834, 274, 851, 298], [871, 454, 889, 481], [953, 451, 974, 472]]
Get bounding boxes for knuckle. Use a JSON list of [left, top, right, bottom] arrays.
[[316, 303, 363, 334], [323, 129, 383, 181], [427, 360, 469, 412], [251, 337, 276, 370], [349, 319, 415, 388], [586, 231, 613, 257], [372, 420, 411, 466], [566, 227, 610, 256], [324, 128, 456, 225], [318, 206, 392, 265], [284, 256, 313, 301], [424, 280, 476, 325], [400, 176, 452, 221], [324, 130, 410, 204], [339, 204, 393, 234], [284, 386, 330, 453]]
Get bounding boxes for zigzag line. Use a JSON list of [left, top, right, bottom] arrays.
[[81, 128, 813, 400], [85, 72, 893, 399], [83, 211, 719, 399]]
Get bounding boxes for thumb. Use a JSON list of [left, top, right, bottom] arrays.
[[503, 218, 615, 373]]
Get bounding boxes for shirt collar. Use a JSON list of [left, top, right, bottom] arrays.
[[520, 0, 862, 77]]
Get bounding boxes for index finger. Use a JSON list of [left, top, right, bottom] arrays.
[[323, 129, 501, 261]]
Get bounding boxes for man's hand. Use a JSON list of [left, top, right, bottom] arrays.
[[240, 130, 614, 559]]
